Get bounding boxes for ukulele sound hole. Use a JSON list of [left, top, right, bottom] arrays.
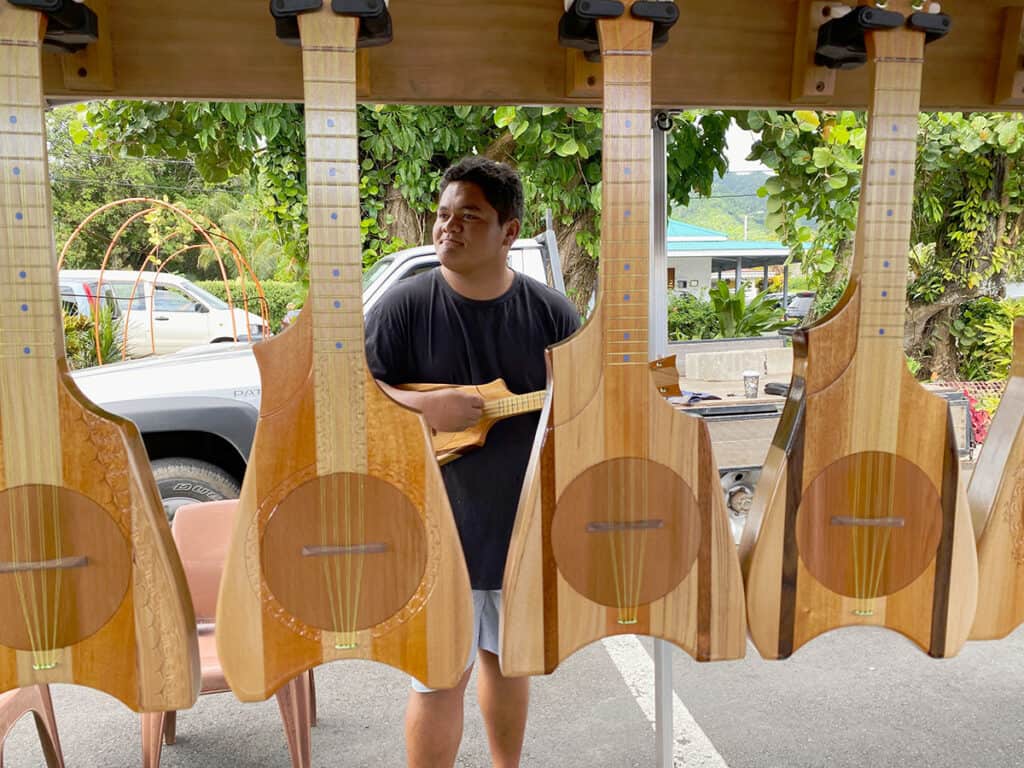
[[796, 451, 943, 601], [261, 473, 427, 637], [551, 458, 701, 619], [0, 485, 132, 657]]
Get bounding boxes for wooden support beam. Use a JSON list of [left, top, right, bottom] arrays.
[[995, 6, 1024, 105], [60, 0, 114, 92], [790, 1, 847, 102]]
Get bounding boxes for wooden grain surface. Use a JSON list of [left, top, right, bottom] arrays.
[[971, 319, 1024, 640], [0, 4, 199, 712], [215, 9, 472, 700], [740, 1, 978, 660], [28, 1, 1024, 111], [501, 5, 746, 677]]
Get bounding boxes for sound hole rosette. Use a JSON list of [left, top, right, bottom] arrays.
[[0, 485, 132, 656], [258, 472, 429, 640], [796, 451, 943, 600], [550, 457, 702, 617]]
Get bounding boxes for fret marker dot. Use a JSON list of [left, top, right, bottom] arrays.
[[879, 329, 886, 336], [12, 167, 20, 176], [332, 268, 341, 277], [887, 209, 893, 217], [18, 271, 26, 279], [623, 294, 631, 302], [8, 116, 15, 125], [329, 168, 337, 177], [334, 300, 342, 309], [327, 118, 336, 128], [331, 212, 338, 221], [624, 167, 632, 176], [20, 304, 28, 312], [882, 290, 888, 297], [892, 124, 899, 133], [23, 347, 30, 355], [335, 342, 344, 350], [889, 168, 896, 177], [624, 264, 631, 271], [623, 354, 631, 362], [883, 261, 890, 268], [15, 212, 23, 221], [624, 332, 631, 340], [624, 210, 631, 218], [625, 120, 632, 128]]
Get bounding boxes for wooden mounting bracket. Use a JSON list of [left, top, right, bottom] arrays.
[[357, 49, 370, 98], [565, 49, 602, 99], [996, 6, 1024, 106], [790, 1, 849, 102], [60, 0, 113, 92]]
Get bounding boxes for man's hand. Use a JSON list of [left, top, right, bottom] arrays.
[[418, 389, 484, 433]]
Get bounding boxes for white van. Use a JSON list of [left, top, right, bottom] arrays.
[[59, 269, 269, 358]]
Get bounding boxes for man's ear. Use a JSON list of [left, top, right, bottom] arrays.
[[503, 218, 521, 246]]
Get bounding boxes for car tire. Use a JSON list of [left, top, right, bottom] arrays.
[[150, 457, 241, 523]]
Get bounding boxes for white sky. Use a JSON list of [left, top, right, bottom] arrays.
[[724, 124, 768, 174]]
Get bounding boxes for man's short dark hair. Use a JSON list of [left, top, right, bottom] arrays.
[[440, 157, 524, 225]]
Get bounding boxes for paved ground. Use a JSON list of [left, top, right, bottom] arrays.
[[4, 624, 1024, 767]]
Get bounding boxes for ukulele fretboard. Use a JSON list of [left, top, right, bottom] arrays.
[[600, 51, 652, 368], [853, 57, 923, 345], [0, 34, 59, 363]]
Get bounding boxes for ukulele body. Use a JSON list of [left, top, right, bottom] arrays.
[[0, 363, 200, 712], [741, 282, 977, 658], [217, 310, 473, 700], [971, 319, 1024, 639], [501, 307, 746, 676]]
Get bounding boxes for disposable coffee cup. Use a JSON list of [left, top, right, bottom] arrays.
[[742, 370, 760, 399]]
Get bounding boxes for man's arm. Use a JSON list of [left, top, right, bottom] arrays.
[[377, 381, 484, 434]]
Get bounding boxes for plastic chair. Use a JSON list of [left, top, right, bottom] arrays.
[[0, 685, 65, 768], [141, 500, 315, 768]]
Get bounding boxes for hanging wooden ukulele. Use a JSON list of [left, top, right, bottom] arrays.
[[0, 1, 199, 711], [740, 1, 977, 659], [971, 319, 1024, 640], [500, 0, 746, 676], [216, 2, 473, 700]]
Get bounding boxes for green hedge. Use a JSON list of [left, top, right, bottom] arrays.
[[195, 280, 306, 332]]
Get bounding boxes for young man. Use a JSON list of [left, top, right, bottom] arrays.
[[364, 157, 579, 768]]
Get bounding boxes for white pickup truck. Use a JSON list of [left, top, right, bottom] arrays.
[[71, 231, 565, 520]]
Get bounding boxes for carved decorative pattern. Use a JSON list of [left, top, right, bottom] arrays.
[[1003, 463, 1024, 565]]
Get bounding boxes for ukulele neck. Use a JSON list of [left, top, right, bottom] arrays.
[[850, 32, 925, 351], [598, 32, 653, 368], [482, 390, 547, 419], [0, 7, 63, 487]]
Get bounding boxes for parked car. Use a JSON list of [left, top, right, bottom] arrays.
[[71, 231, 565, 520], [59, 269, 269, 358], [784, 290, 816, 319]]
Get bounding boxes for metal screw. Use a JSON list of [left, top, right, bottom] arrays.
[[816, 80, 826, 92]]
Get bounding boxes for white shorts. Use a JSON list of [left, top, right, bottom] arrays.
[[410, 589, 501, 693]]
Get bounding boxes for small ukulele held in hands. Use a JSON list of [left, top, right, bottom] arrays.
[[400, 355, 684, 464]]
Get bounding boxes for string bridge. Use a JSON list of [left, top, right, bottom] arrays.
[[301, 543, 388, 556], [586, 519, 664, 533], [0, 556, 88, 574], [830, 516, 904, 528]]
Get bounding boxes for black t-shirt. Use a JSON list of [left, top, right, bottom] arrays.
[[364, 268, 580, 589]]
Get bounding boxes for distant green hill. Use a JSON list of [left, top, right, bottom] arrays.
[[672, 171, 772, 241]]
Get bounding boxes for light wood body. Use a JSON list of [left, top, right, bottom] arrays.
[[740, 4, 977, 659], [215, 11, 472, 700], [971, 319, 1024, 639], [500, 8, 746, 677], [0, 5, 199, 712], [29, 1, 1023, 111]]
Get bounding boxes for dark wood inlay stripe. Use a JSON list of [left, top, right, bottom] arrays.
[[929, 411, 958, 657], [778, 376, 808, 659]]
